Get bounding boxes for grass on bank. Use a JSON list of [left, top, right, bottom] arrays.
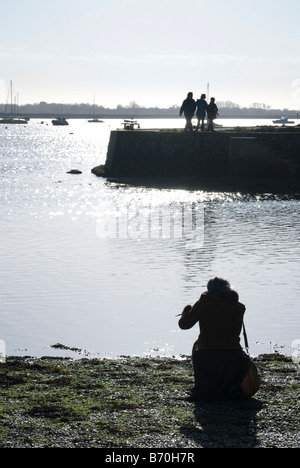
[[0, 354, 299, 448]]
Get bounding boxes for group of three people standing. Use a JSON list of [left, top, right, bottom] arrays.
[[180, 92, 219, 132]]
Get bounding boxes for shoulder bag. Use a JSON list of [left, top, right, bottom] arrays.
[[240, 322, 260, 398]]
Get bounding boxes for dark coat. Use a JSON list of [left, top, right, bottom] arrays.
[[180, 97, 196, 118], [195, 98, 208, 117], [178, 291, 245, 349], [207, 102, 219, 120]]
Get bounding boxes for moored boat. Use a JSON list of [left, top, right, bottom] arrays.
[[0, 81, 28, 124], [52, 117, 69, 126], [273, 116, 295, 124], [88, 95, 104, 123], [121, 119, 140, 130], [0, 116, 28, 124], [88, 117, 104, 123]]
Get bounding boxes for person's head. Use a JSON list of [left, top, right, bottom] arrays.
[[207, 277, 230, 295], [207, 277, 239, 302], [207, 277, 239, 301], [201, 94, 206, 99], [210, 97, 215, 102], [187, 92, 193, 98]]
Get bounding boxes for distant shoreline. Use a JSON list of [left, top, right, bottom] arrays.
[[1, 114, 298, 120]]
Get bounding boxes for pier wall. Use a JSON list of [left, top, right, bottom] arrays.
[[93, 130, 300, 191]]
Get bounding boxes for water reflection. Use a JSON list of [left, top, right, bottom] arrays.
[[0, 121, 299, 358]]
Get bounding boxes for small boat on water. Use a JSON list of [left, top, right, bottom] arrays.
[[88, 117, 104, 123], [273, 116, 295, 124], [0, 81, 28, 124], [203, 121, 222, 129], [0, 116, 28, 124], [88, 95, 104, 123], [121, 119, 140, 130], [52, 117, 69, 126]]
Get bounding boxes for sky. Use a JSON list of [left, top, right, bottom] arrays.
[[1, 0, 300, 109]]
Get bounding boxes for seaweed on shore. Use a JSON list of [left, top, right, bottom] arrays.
[[0, 354, 299, 448]]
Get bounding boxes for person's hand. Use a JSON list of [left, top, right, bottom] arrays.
[[176, 305, 192, 317], [182, 305, 192, 315]]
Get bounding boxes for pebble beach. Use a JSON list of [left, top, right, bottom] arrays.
[[0, 353, 299, 449]]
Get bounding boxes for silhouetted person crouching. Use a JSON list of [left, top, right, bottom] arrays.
[[178, 277, 248, 401]]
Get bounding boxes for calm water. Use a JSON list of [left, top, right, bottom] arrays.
[[0, 118, 300, 359]]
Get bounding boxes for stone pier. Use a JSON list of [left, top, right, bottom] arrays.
[[92, 129, 300, 193]]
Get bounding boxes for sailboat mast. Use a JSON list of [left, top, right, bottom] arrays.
[[10, 80, 13, 116]]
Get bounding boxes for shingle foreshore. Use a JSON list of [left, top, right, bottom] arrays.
[[0, 353, 299, 448]]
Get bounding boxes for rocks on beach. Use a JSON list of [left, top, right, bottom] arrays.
[[67, 169, 82, 174]]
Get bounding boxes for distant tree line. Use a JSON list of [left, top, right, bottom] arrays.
[[0, 100, 299, 118]]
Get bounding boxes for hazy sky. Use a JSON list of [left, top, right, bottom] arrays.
[[1, 0, 300, 109]]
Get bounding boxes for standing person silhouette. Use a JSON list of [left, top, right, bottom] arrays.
[[179, 92, 196, 132], [195, 94, 208, 131], [206, 97, 219, 131]]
